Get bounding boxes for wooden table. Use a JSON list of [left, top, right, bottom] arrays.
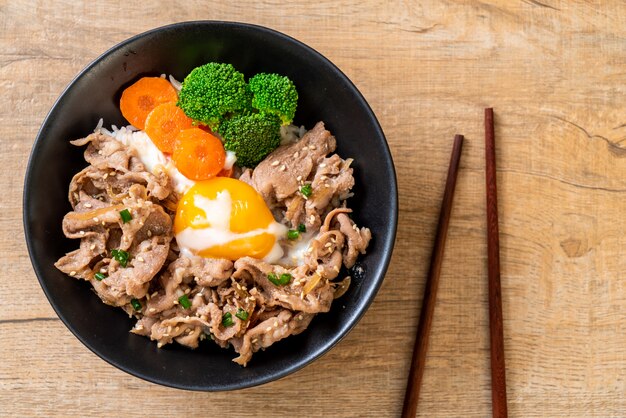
[[2, 1, 625, 416]]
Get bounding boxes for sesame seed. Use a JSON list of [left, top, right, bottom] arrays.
[[266, 327, 272, 332], [69, 271, 76, 276], [103, 173, 108, 179], [252, 338, 258, 344], [100, 268, 107, 273], [137, 256, 144, 262], [309, 215, 315, 224], [90, 244, 96, 250], [299, 291, 304, 299], [149, 308, 156, 313], [249, 296, 256, 301], [293, 152, 299, 158], [173, 300, 179, 305], [147, 230, 152, 237], [324, 183, 330, 188], [245, 297, 249, 303], [271, 160, 280, 167], [109, 172, 116, 177], [146, 293, 151, 300], [352, 224, 358, 231], [279, 165, 286, 171], [157, 342, 163, 348], [167, 326, 172, 333], [297, 176, 302, 182], [163, 333, 169, 337], [325, 242, 333, 248], [274, 320, 279, 327], [97, 150, 103, 155], [298, 315, 303, 320], [79, 231, 85, 235], [101, 221, 106, 226], [84, 203, 92, 208], [151, 292, 158, 297], [309, 145, 316, 150], [201, 315, 208, 321], [333, 265, 340, 272], [136, 324, 144, 330], [185, 288, 190, 294], [319, 163, 326, 168]]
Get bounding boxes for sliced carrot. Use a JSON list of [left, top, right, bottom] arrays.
[[144, 103, 193, 153], [120, 77, 178, 130], [173, 128, 226, 181]]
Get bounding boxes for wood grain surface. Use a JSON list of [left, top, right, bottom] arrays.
[[2, 1, 625, 417]]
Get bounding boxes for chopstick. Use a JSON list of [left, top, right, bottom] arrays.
[[401, 134, 464, 418], [485, 108, 508, 418]]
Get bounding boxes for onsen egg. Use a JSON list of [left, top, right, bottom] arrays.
[[174, 177, 287, 261]]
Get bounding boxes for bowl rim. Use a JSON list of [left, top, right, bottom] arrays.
[[23, 20, 398, 391]]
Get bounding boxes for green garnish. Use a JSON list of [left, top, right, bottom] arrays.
[[94, 272, 107, 281], [300, 184, 312, 198], [222, 312, 234, 327], [130, 298, 142, 311], [268, 272, 292, 286], [235, 308, 249, 321], [119, 209, 132, 223], [287, 229, 300, 240], [267, 273, 280, 286], [111, 249, 130, 267], [297, 223, 306, 233], [178, 294, 191, 309]]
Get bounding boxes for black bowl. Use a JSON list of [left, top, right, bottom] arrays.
[[23, 21, 397, 391]]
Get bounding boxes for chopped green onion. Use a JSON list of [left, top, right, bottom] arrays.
[[297, 223, 306, 233], [268, 272, 292, 286], [235, 308, 249, 321], [94, 272, 107, 281], [178, 294, 191, 309], [300, 184, 312, 198], [119, 209, 132, 223], [130, 298, 142, 311], [267, 273, 280, 286], [279, 273, 292, 285], [287, 229, 300, 240], [222, 312, 234, 327], [111, 249, 130, 267]]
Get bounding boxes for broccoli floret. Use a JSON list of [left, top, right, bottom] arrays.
[[218, 113, 282, 168], [177, 63, 251, 129], [248, 73, 298, 125]]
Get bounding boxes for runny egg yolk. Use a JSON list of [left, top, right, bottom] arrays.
[[174, 177, 286, 261]]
